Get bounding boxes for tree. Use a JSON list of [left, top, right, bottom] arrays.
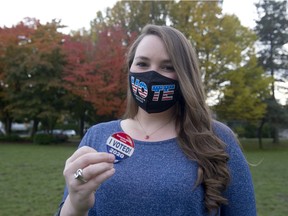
[[170, 1, 270, 124], [255, 0, 288, 144], [0, 18, 67, 135], [91, 0, 171, 34], [258, 98, 288, 148], [63, 26, 134, 120], [0, 21, 35, 134], [62, 93, 96, 137], [214, 55, 271, 123], [255, 0, 288, 97]]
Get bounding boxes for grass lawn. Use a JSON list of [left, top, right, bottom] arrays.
[[0, 143, 76, 216], [241, 139, 288, 216], [0, 139, 287, 216]]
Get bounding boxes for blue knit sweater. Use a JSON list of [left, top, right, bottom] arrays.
[[59, 120, 256, 216]]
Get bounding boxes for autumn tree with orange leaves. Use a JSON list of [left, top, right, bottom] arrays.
[[63, 26, 136, 119]]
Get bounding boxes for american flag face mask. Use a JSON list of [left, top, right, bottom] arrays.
[[129, 70, 180, 114]]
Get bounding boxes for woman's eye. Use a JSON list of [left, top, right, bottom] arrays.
[[136, 62, 148, 67], [162, 65, 175, 71]]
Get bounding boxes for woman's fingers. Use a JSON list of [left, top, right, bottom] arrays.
[[72, 151, 115, 169], [83, 165, 116, 189], [66, 146, 97, 164], [64, 146, 115, 176], [82, 161, 115, 182], [63, 146, 116, 189], [61, 146, 116, 214]]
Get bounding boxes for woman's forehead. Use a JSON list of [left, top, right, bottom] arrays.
[[134, 35, 170, 61]]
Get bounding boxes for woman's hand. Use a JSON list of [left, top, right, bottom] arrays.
[[60, 146, 115, 216]]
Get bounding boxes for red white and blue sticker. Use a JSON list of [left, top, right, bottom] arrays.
[[106, 132, 135, 163]]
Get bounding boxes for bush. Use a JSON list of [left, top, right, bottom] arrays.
[[33, 132, 68, 145], [0, 134, 22, 142], [33, 134, 54, 145], [52, 133, 68, 143]]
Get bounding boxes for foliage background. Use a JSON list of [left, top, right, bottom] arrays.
[[1, 0, 281, 140]]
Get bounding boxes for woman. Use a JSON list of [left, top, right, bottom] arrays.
[[57, 24, 256, 216]]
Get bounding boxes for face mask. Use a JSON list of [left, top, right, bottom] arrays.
[[129, 70, 180, 113]]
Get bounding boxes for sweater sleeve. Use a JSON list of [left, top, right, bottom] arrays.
[[213, 121, 257, 216]]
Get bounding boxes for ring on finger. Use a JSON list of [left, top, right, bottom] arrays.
[[74, 168, 87, 183]]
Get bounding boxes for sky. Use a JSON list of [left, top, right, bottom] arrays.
[[0, 0, 259, 33]]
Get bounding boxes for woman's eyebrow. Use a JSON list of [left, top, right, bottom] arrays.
[[134, 56, 149, 61], [135, 56, 172, 63]]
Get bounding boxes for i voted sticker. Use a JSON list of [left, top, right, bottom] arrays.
[[106, 132, 135, 163]]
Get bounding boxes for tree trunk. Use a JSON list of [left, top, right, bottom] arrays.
[[79, 116, 85, 138], [5, 116, 12, 135], [31, 119, 39, 137], [258, 118, 265, 149], [272, 126, 280, 144]]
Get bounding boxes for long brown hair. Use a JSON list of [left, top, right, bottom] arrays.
[[123, 24, 230, 214]]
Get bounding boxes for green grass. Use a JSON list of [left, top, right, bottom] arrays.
[[0, 143, 76, 216], [0, 139, 287, 216], [241, 139, 288, 216], [245, 150, 288, 216]]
